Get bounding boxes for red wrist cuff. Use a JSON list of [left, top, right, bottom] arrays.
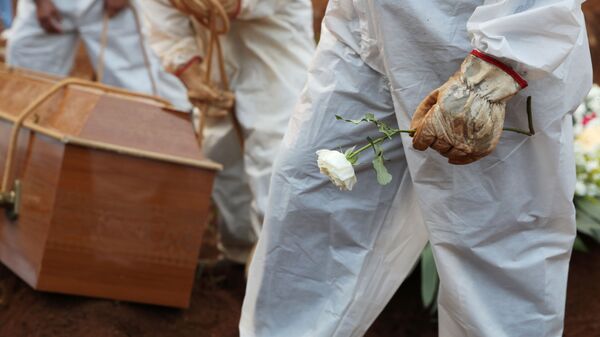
[[174, 56, 202, 77], [470, 50, 528, 89]]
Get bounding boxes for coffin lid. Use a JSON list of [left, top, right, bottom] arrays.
[[0, 65, 222, 171]]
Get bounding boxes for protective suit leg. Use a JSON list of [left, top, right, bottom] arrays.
[[6, 0, 78, 75], [139, 0, 315, 263], [403, 101, 578, 337], [202, 116, 260, 264], [242, 0, 591, 336], [240, 29, 429, 337], [199, 3, 315, 263], [361, 0, 590, 335]]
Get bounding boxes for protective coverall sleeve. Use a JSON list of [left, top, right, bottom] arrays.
[[467, 0, 587, 76], [237, 0, 279, 20], [139, 0, 203, 72]]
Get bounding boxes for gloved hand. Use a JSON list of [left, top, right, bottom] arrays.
[[170, 0, 241, 20], [104, 0, 129, 18], [410, 50, 527, 165], [176, 57, 234, 118], [34, 0, 62, 33]]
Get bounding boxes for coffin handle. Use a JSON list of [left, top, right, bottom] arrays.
[[0, 180, 20, 221], [0, 78, 172, 219]]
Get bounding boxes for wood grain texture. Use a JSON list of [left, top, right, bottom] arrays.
[[39, 146, 214, 308], [0, 66, 217, 307], [78, 95, 203, 163], [0, 125, 65, 287]]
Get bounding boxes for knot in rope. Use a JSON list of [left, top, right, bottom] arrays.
[[170, 0, 231, 34]]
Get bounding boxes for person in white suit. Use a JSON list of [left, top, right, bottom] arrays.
[[240, 0, 593, 336], [140, 0, 315, 264], [6, 0, 190, 110]]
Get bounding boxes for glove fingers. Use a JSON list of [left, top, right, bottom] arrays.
[[431, 138, 453, 154], [188, 87, 219, 102], [189, 87, 235, 109], [412, 123, 437, 151], [446, 147, 468, 164], [410, 89, 439, 130], [449, 156, 479, 165]]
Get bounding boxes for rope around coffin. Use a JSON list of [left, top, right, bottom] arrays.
[[0, 77, 222, 216], [97, 5, 158, 96], [2, 1, 234, 210]]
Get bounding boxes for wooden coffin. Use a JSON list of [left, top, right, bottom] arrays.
[[0, 64, 221, 308]]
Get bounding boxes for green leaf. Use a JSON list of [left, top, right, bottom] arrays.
[[371, 144, 392, 186], [573, 235, 589, 253], [372, 157, 392, 186], [420, 243, 439, 309], [375, 120, 398, 139], [335, 114, 373, 125], [576, 209, 600, 243], [575, 197, 600, 223]]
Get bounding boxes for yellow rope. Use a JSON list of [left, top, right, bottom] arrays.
[[0, 78, 172, 194], [170, 0, 231, 34], [97, 5, 158, 96], [169, 0, 244, 147]]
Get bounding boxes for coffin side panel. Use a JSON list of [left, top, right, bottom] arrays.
[[78, 96, 204, 162], [0, 123, 65, 286], [0, 71, 100, 137], [38, 145, 214, 307]]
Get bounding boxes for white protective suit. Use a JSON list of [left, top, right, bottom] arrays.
[[241, 1, 592, 336], [6, 0, 191, 110], [140, 0, 315, 263]]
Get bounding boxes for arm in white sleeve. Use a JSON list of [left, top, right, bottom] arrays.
[[138, 0, 204, 72], [467, 0, 588, 77]]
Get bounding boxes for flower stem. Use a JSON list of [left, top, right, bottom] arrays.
[[502, 96, 535, 136], [347, 129, 415, 159], [346, 96, 534, 160]]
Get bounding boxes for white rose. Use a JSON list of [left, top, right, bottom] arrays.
[[576, 124, 600, 152], [316, 149, 357, 191]]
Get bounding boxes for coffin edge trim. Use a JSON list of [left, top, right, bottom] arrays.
[[0, 113, 223, 171]]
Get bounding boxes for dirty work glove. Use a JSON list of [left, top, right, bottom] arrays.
[[410, 50, 528, 165], [104, 0, 129, 18], [176, 56, 234, 118], [170, 0, 241, 20], [34, 0, 62, 33]]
